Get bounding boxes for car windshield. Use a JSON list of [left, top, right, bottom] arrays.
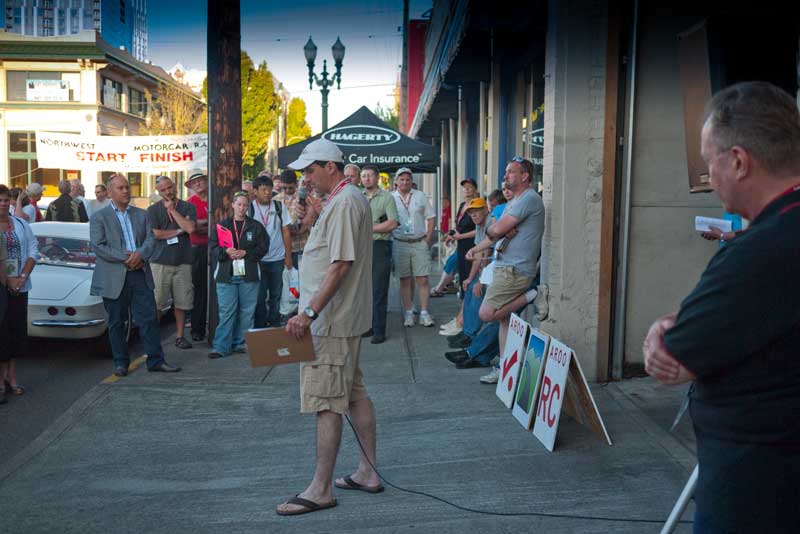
[[36, 236, 96, 269]]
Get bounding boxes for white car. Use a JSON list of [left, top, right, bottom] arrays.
[[28, 222, 132, 350]]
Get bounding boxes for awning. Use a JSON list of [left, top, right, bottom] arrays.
[[278, 106, 439, 173]]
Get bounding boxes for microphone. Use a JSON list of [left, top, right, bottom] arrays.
[[298, 186, 307, 207]]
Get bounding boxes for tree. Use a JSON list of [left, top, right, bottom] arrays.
[[374, 102, 399, 130], [286, 97, 311, 145], [140, 81, 207, 135], [241, 51, 279, 170]]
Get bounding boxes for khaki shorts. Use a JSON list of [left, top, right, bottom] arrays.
[[300, 335, 368, 414], [151, 263, 194, 311], [482, 265, 534, 311], [393, 240, 431, 278]]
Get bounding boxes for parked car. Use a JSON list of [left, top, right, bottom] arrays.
[[27, 222, 132, 353]]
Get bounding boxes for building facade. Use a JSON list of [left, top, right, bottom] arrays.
[[0, 30, 202, 203], [1, 0, 147, 61], [407, 0, 800, 381]]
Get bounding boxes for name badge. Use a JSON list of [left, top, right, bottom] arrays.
[[232, 258, 246, 276], [246, 231, 253, 241], [403, 220, 414, 235], [167, 236, 179, 245]]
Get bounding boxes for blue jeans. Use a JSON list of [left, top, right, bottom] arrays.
[[466, 321, 500, 366], [443, 252, 457, 274], [103, 270, 165, 370], [463, 278, 485, 337], [213, 279, 259, 355], [254, 260, 284, 328], [372, 240, 392, 337]]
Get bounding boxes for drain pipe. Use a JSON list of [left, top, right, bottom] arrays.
[[611, 0, 639, 380]]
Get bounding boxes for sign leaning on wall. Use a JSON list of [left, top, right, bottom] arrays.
[[35, 131, 208, 173]]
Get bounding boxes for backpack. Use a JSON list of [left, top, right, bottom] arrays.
[[248, 199, 283, 227]]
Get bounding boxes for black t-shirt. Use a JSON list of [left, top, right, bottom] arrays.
[[455, 201, 476, 252], [146, 199, 196, 265], [664, 187, 800, 445]]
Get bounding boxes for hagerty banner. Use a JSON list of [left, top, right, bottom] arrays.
[[35, 132, 208, 173]]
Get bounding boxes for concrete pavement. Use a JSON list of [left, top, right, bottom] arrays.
[[0, 284, 696, 533]]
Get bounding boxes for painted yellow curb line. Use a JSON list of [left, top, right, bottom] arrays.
[[101, 355, 147, 384]]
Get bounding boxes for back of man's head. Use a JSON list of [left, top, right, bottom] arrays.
[[58, 179, 71, 195], [705, 81, 800, 176]]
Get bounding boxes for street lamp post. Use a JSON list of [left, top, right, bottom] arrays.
[[304, 36, 345, 132]]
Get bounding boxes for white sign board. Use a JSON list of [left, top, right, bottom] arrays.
[[35, 131, 208, 173], [27, 79, 69, 102], [511, 328, 550, 430], [532, 339, 572, 451], [495, 313, 529, 409]]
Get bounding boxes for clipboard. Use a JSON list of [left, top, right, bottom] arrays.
[[244, 327, 315, 367]]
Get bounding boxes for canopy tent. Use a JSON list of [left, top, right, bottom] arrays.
[[278, 106, 439, 173]]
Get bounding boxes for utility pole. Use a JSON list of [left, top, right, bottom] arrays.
[[399, 0, 409, 133], [207, 0, 242, 338]]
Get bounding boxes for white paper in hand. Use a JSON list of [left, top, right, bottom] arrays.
[[695, 216, 732, 233]]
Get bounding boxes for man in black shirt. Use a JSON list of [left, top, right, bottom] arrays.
[[45, 179, 88, 222], [644, 81, 800, 532], [147, 176, 197, 349]]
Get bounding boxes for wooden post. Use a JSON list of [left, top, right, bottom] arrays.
[[207, 0, 242, 339]]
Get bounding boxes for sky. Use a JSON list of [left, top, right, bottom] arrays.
[[148, 0, 432, 135]]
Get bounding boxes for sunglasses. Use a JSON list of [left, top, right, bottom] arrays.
[[510, 156, 529, 164]]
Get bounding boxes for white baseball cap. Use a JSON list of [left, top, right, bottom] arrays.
[[395, 167, 413, 178], [287, 139, 344, 170]]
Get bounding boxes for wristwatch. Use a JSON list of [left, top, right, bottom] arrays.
[[303, 307, 319, 321]]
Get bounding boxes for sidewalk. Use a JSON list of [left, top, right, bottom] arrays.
[[0, 280, 696, 533]]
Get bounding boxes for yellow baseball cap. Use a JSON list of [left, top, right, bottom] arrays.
[[466, 197, 487, 210]]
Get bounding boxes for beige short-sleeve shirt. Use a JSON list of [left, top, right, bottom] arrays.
[[299, 183, 373, 337]]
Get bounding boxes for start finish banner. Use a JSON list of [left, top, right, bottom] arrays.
[[35, 131, 208, 173]]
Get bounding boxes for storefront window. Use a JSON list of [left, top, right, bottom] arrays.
[[101, 77, 124, 111], [6, 71, 81, 102]]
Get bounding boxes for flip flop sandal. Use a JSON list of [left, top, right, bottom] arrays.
[[334, 475, 385, 494], [429, 290, 445, 298], [276, 495, 337, 516], [6, 383, 24, 396]]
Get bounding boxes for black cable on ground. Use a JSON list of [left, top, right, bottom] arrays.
[[343, 415, 693, 526]]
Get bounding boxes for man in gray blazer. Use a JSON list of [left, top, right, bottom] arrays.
[[90, 174, 181, 376]]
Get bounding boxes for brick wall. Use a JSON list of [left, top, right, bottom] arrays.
[[540, 0, 608, 380]]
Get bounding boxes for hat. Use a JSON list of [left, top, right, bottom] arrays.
[[26, 182, 44, 196], [185, 170, 207, 188], [287, 139, 344, 170], [460, 178, 478, 188], [395, 167, 413, 178], [466, 197, 487, 210]]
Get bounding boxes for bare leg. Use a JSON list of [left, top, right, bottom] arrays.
[[277, 410, 342, 513], [433, 271, 455, 292], [5, 359, 17, 386], [174, 308, 186, 339], [400, 276, 414, 311], [499, 318, 509, 356], [416, 276, 431, 311], [340, 397, 380, 487]]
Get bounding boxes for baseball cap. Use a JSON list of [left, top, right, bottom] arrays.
[[466, 197, 487, 210], [287, 139, 344, 170], [460, 178, 478, 188], [395, 167, 413, 178], [26, 182, 44, 196]]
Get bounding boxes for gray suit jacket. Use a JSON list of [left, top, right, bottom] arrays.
[[90, 203, 156, 300]]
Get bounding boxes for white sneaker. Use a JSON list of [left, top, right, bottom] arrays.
[[480, 367, 500, 384], [404, 310, 415, 327], [439, 317, 457, 331], [439, 323, 461, 336], [419, 311, 435, 327], [533, 284, 549, 321]]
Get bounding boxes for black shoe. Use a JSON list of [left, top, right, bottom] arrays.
[[191, 332, 205, 342], [448, 336, 472, 349], [114, 366, 128, 377], [361, 328, 374, 338], [148, 361, 181, 373], [232, 345, 247, 354], [370, 335, 386, 344], [208, 352, 224, 359], [456, 358, 490, 369], [175, 337, 193, 349], [0, 390, 7, 404], [447, 332, 469, 343], [445, 350, 469, 364]]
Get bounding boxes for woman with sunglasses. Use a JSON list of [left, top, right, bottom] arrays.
[[208, 191, 269, 359]]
